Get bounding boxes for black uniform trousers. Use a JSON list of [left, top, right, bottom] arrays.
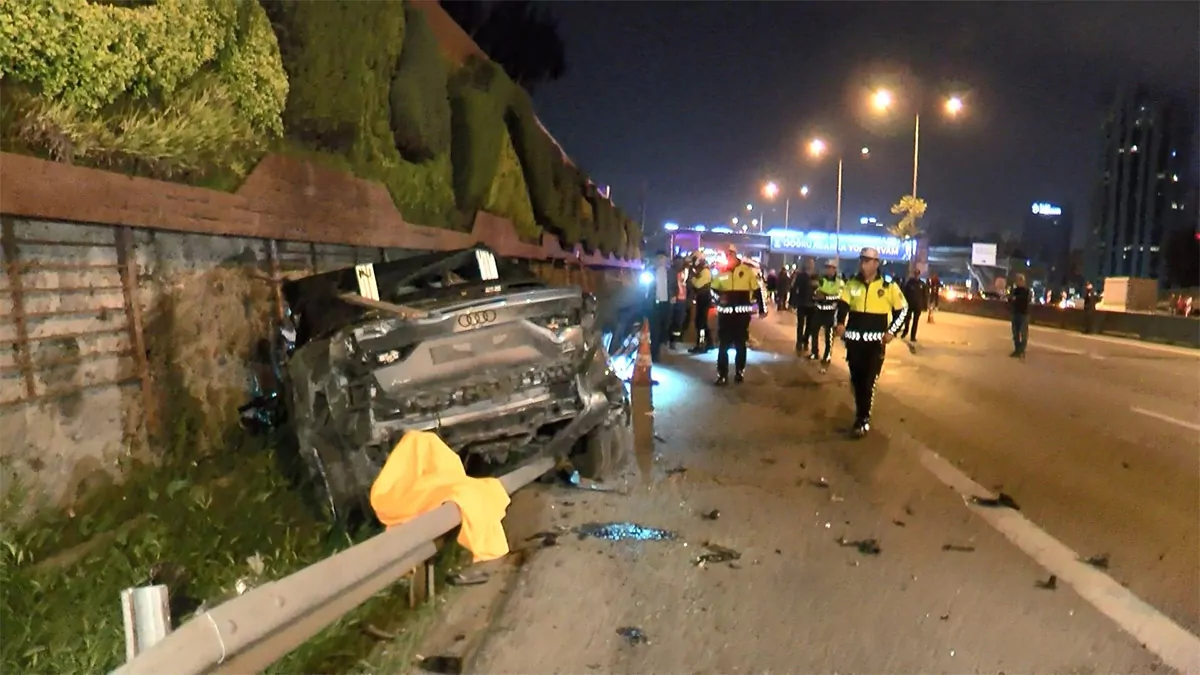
[[810, 308, 837, 360], [902, 307, 922, 340], [845, 339, 886, 424], [694, 294, 713, 349], [795, 306, 815, 350], [716, 313, 751, 377]]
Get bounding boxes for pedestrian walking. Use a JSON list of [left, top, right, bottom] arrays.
[[1082, 282, 1097, 333], [1008, 273, 1032, 359], [834, 247, 908, 437], [645, 250, 676, 362], [776, 266, 792, 311], [809, 259, 844, 365], [713, 245, 766, 385], [900, 267, 929, 341], [668, 256, 690, 350], [927, 273, 942, 323], [790, 257, 817, 355]]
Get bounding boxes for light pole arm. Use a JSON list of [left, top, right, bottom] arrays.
[[912, 113, 920, 199], [835, 157, 844, 263]]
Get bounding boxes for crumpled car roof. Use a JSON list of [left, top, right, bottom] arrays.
[[282, 246, 545, 344]]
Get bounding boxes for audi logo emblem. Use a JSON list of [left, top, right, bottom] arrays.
[[457, 310, 497, 328]]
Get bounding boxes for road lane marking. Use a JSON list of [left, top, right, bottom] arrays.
[[756, 316, 1200, 672], [1131, 406, 1200, 433], [913, 443, 1200, 675]]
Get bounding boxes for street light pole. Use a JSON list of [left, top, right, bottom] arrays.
[[912, 113, 921, 198], [783, 197, 790, 229], [835, 157, 844, 264]]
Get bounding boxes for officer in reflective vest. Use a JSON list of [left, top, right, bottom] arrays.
[[834, 247, 908, 437], [712, 245, 766, 385], [688, 254, 714, 354], [809, 258, 844, 365]]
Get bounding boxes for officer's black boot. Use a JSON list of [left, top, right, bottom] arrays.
[[853, 418, 871, 438], [714, 373, 728, 386], [734, 370, 744, 384]]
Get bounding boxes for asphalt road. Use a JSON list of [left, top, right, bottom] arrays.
[[448, 309, 1197, 674]]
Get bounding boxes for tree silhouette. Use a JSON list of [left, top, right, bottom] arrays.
[[887, 194, 927, 240], [442, 0, 567, 94]]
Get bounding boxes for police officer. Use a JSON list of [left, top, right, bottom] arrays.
[[834, 247, 908, 437], [713, 245, 766, 385], [688, 254, 714, 353], [809, 259, 844, 365]]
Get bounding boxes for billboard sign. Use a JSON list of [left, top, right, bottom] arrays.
[[971, 242, 998, 266], [768, 230, 918, 261]]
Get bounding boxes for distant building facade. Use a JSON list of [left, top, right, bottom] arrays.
[[1022, 201, 1073, 286], [1086, 88, 1193, 282]]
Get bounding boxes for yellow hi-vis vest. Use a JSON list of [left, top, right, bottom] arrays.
[[814, 276, 844, 311], [712, 262, 759, 314], [691, 266, 712, 289], [838, 274, 907, 342]]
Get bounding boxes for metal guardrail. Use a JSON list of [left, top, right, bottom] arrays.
[[111, 456, 556, 675], [940, 300, 1200, 349]]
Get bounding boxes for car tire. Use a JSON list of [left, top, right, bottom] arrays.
[[574, 417, 633, 482], [304, 396, 364, 524]]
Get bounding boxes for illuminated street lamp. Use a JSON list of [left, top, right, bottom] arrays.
[[732, 216, 739, 226], [746, 203, 754, 211], [869, 87, 966, 200], [800, 185, 810, 197], [807, 136, 870, 263]]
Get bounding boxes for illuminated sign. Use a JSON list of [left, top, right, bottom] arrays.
[[767, 230, 918, 261], [1031, 202, 1062, 216], [663, 222, 679, 231]]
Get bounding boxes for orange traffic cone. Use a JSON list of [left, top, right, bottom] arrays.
[[632, 321, 653, 386]]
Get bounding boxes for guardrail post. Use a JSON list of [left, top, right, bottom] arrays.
[[115, 226, 155, 430], [121, 585, 172, 663], [407, 559, 437, 607]]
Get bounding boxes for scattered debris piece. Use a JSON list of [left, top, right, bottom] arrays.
[[1082, 553, 1110, 570], [701, 509, 721, 521], [775, 549, 782, 554], [654, 433, 666, 443], [616, 626, 649, 645], [418, 655, 464, 674], [557, 467, 582, 487], [1035, 575, 1058, 590], [526, 531, 561, 547], [446, 569, 490, 586], [364, 624, 398, 640], [830, 494, 845, 503], [693, 542, 742, 566], [1121, 461, 1130, 469], [575, 522, 677, 542], [761, 457, 777, 465], [836, 536, 881, 556], [904, 505, 915, 516], [665, 465, 688, 477], [799, 461, 807, 469], [942, 544, 976, 553], [810, 478, 830, 489], [939, 614, 950, 621], [892, 519, 907, 527], [561, 500, 575, 507], [971, 492, 1021, 510]]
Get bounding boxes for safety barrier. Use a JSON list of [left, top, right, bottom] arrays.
[[111, 456, 556, 675], [939, 300, 1200, 349]]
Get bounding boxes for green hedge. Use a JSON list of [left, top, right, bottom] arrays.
[[449, 58, 509, 211], [389, 5, 450, 162]]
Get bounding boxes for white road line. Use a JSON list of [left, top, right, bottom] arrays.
[[757, 317, 1200, 672], [1131, 406, 1200, 433], [912, 443, 1200, 675], [941, 311, 1200, 358]]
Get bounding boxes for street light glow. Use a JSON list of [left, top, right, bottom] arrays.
[[861, 146, 870, 156], [746, 203, 754, 211], [763, 181, 780, 199], [808, 138, 827, 157], [751, 219, 759, 227], [800, 185, 810, 197], [732, 217, 739, 225], [945, 96, 964, 116], [872, 89, 893, 112]]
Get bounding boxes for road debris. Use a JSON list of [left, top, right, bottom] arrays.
[[665, 465, 688, 477], [892, 519, 907, 527], [836, 536, 881, 556], [417, 655, 464, 674], [830, 494, 844, 502], [526, 530, 562, 547], [939, 613, 950, 621], [761, 457, 777, 465], [971, 492, 1021, 510], [1081, 553, 1110, 569], [1035, 574, 1058, 590], [941, 544, 976, 553], [701, 509, 721, 521], [574, 522, 677, 542], [446, 569, 490, 586], [693, 542, 741, 567], [810, 478, 831, 489], [616, 626, 649, 645], [654, 433, 666, 443]]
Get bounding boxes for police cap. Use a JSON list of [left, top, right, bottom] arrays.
[[859, 247, 880, 261], [823, 258, 837, 268]]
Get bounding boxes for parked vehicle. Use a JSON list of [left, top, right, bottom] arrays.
[[278, 246, 632, 521]]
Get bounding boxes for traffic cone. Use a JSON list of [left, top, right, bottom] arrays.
[[632, 321, 653, 386]]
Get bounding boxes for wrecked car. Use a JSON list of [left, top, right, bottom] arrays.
[[279, 246, 632, 521]]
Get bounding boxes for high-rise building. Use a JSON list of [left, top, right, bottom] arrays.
[[1022, 201, 1073, 285], [1086, 88, 1193, 282]]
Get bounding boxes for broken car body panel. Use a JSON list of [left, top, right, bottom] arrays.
[[280, 246, 630, 520]]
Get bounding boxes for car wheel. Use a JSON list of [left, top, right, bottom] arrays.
[[304, 396, 365, 524], [573, 416, 633, 482]]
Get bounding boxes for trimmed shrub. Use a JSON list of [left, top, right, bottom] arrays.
[[549, 158, 581, 244], [624, 215, 643, 259], [504, 90, 559, 230], [389, 5, 451, 162], [449, 58, 509, 211], [482, 129, 539, 242], [0, 0, 287, 182]]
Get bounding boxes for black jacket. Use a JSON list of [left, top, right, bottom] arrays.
[[1008, 286, 1032, 315], [790, 271, 816, 308], [645, 266, 679, 304], [902, 277, 929, 312]]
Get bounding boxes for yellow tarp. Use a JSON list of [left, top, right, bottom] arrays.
[[369, 431, 512, 563]]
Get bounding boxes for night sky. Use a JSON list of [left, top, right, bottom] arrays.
[[531, 1, 1199, 246]]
